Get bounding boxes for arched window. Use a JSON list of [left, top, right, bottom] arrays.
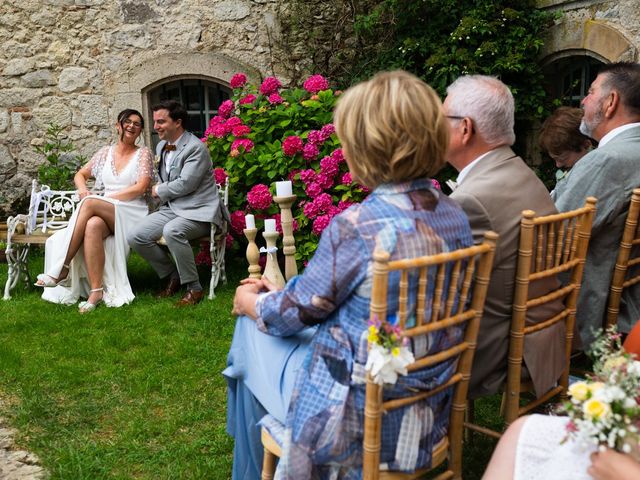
[[147, 78, 231, 146], [543, 55, 605, 106]]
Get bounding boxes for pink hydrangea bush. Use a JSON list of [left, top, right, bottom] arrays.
[[204, 72, 369, 261]]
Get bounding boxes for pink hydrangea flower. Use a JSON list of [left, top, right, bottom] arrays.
[[213, 167, 228, 185], [341, 172, 353, 185], [225, 116, 243, 128], [259, 76, 282, 95], [274, 213, 299, 234], [320, 155, 339, 177], [305, 182, 323, 198], [331, 148, 345, 163], [302, 142, 319, 161], [209, 115, 226, 126], [209, 123, 228, 138], [230, 210, 246, 235], [247, 184, 273, 210], [232, 124, 251, 137], [239, 94, 257, 105], [316, 172, 333, 190], [303, 74, 329, 94], [218, 100, 235, 118], [338, 200, 354, 211], [268, 93, 284, 105], [320, 123, 335, 140], [312, 214, 332, 235], [230, 72, 247, 89], [195, 244, 212, 266], [303, 201, 320, 219], [306, 130, 323, 145], [230, 138, 254, 156], [313, 193, 332, 212], [288, 169, 300, 182], [431, 178, 441, 190], [327, 205, 341, 217], [299, 168, 316, 185], [226, 233, 235, 249], [283, 135, 303, 156]]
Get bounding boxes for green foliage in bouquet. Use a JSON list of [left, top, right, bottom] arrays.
[[34, 123, 85, 190], [205, 73, 369, 262]]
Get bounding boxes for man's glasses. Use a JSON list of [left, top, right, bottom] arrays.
[[446, 115, 466, 120], [123, 119, 143, 128]]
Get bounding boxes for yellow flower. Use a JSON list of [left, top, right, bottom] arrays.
[[568, 382, 590, 401], [368, 326, 380, 344], [589, 382, 605, 394], [583, 398, 611, 420], [392, 347, 400, 357], [604, 356, 626, 371]]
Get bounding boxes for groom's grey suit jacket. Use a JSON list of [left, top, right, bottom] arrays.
[[451, 146, 566, 399], [555, 125, 640, 346], [156, 131, 224, 228]]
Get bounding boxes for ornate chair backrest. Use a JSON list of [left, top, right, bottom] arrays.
[[26, 179, 82, 235], [504, 197, 596, 425], [606, 188, 640, 329], [363, 231, 497, 480]]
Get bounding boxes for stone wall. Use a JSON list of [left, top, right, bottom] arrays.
[[0, 0, 294, 217]]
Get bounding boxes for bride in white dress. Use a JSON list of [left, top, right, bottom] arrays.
[[36, 109, 155, 312]]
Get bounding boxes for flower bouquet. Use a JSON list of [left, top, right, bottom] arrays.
[[560, 327, 640, 459], [365, 316, 415, 385]]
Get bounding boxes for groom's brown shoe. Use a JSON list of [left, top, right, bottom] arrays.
[[156, 277, 181, 299], [175, 289, 205, 307]]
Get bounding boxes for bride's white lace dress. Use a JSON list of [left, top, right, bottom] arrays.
[[41, 145, 154, 307]]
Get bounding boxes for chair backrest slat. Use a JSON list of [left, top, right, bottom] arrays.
[[363, 232, 497, 479]]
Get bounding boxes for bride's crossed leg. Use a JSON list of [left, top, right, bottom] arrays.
[[38, 197, 116, 307]]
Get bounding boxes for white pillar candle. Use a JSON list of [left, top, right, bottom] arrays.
[[264, 218, 276, 233], [245, 214, 255, 230], [275, 180, 293, 197]]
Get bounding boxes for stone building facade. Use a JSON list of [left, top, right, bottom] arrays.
[[0, 0, 639, 216]]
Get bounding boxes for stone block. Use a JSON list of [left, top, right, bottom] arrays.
[[73, 94, 108, 127], [108, 24, 152, 49], [11, 112, 23, 133], [214, 0, 252, 21], [33, 96, 73, 128], [121, 2, 158, 23], [0, 110, 8, 133], [3, 58, 35, 76], [0, 145, 16, 178], [58, 67, 90, 93], [22, 69, 56, 88]]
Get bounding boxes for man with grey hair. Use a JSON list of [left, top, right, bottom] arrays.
[[444, 75, 565, 399], [555, 62, 640, 346]]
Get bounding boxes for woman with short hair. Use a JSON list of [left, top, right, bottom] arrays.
[[224, 70, 474, 479]]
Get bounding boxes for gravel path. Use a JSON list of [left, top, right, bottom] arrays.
[[0, 416, 47, 480]]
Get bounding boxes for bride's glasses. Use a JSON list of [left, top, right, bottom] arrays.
[[123, 119, 143, 129]]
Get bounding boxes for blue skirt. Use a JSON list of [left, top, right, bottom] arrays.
[[223, 315, 315, 479]]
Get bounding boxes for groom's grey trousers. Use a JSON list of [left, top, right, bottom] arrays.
[[128, 206, 209, 285]]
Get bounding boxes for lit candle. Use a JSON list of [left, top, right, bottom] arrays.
[[264, 219, 276, 233], [245, 214, 255, 230], [275, 180, 293, 197]]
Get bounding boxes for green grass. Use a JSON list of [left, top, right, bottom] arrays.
[[0, 251, 499, 479]]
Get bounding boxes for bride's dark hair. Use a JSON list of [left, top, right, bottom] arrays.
[[116, 109, 144, 142]]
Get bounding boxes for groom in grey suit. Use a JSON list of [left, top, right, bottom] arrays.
[[129, 100, 223, 306], [444, 75, 565, 399], [555, 62, 640, 346]]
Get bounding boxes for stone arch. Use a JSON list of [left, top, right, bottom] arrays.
[[540, 20, 636, 67], [112, 52, 261, 145]]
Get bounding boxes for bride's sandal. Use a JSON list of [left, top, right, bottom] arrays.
[[35, 264, 70, 287], [78, 287, 104, 314]]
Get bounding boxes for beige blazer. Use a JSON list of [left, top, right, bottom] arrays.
[[451, 146, 565, 399]]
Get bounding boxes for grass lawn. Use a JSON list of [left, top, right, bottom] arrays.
[[0, 250, 499, 479]]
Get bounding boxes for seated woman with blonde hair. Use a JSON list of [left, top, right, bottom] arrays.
[[224, 70, 474, 479], [36, 109, 154, 312]]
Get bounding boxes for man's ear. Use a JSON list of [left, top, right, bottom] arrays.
[[604, 90, 620, 118], [461, 117, 474, 144]]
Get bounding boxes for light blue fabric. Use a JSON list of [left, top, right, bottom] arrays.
[[223, 316, 314, 479]]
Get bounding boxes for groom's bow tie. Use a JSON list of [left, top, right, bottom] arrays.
[[163, 143, 176, 152]]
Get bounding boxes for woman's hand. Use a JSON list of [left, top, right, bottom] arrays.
[[78, 189, 91, 200], [588, 448, 640, 480], [232, 277, 282, 318]]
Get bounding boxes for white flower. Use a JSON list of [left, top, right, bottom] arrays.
[[365, 343, 415, 386]]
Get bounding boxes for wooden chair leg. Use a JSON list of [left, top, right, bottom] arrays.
[[262, 448, 277, 480]]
